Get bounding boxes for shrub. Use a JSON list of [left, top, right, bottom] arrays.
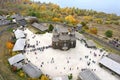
[[68, 74, 72, 80], [89, 27, 97, 35], [105, 30, 113, 38], [49, 24, 54, 32]]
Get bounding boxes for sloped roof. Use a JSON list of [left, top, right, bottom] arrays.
[[75, 32, 86, 40], [52, 76, 69, 80], [0, 16, 6, 20], [11, 14, 24, 21], [86, 40, 96, 47], [14, 29, 25, 39], [17, 19, 27, 26], [107, 54, 120, 64], [16, 16, 24, 21], [79, 69, 100, 80], [8, 53, 25, 65], [59, 34, 70, 40], [32, 22, 49, 31], [12, 39, 26, 51], [99, 57, 120, 75], [57, 27, 69, 33], [0, 20, 10, 26], [11, 14, 20, 19], [22, 63, 42, 78]]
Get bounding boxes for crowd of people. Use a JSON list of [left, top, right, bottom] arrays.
[[23, 29, 109, 79]]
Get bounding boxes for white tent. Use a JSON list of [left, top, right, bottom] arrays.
[[8, 53, 25, 65], [14, 29, 25, 39], [99, 57, 120, 75], [13, 39, 26, 51]]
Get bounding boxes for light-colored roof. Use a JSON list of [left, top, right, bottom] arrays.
[[16, 16, 24, 21], [11, 14, 24, 21], [12, 39, 26, 51], [11, 14, 20, 18], [75, 32, 86, 40], [25, 16, 37, 20], [86, 40, 96, 47], [8, 53, 25, 65], [0, 20, 10, 26], [0, 16, 6, 20], [99, 57, 120, 75], [79, 69, 100, 80], [57, 27, 69, 33], [52, 76, 69, 80], [107, 54, 120, 64], [22, 63, 42, 78], [32, 22, 49, 31], [14, 29, 25, 39]]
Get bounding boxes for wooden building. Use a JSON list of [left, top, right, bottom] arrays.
[[52, 27, 76, 50]]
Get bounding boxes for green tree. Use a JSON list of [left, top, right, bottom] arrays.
[[68, 73, 73, 80], [81, 22, 86, 26], [49, 24, 54, 32], [105, 30, 113, 38]]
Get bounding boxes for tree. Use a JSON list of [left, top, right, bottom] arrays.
[[81, 22, 86, 26], [94, 18, 103, 24], [6, 41, 14, 49], [105, 30, 113, 38], [49, 24, 54, 32], [65, 15, 77, 24], [40, 75, 49, 80], [68, 73, 73, 80], [83, 16, 93, 22], [52, 17, 61, 22], [90, 27, 98, 35]]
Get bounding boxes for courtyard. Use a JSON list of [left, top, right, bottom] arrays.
[[23, 28, 119, 80]]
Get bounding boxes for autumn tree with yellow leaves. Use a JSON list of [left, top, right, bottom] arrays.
[[65, 15, 78, 25], [52, 17, 61, 22], [89, 27, 98, 35]]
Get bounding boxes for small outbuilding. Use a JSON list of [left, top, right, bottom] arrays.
[[32, 22, 49, 32], [0, 20, 10, 26], [99, 57, 120, 76], [78, 69, 100, 80], [8, 53, 25, 69], [75, 32, 86, 41], [85, 40, 96, 48], [11, 14, 27, 26], [14, 29, 25, 39], [76, 23, 82, 31], [107, 53, 120, 64], [12, 39, 26, 51], [22, 63, 42, 78]]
